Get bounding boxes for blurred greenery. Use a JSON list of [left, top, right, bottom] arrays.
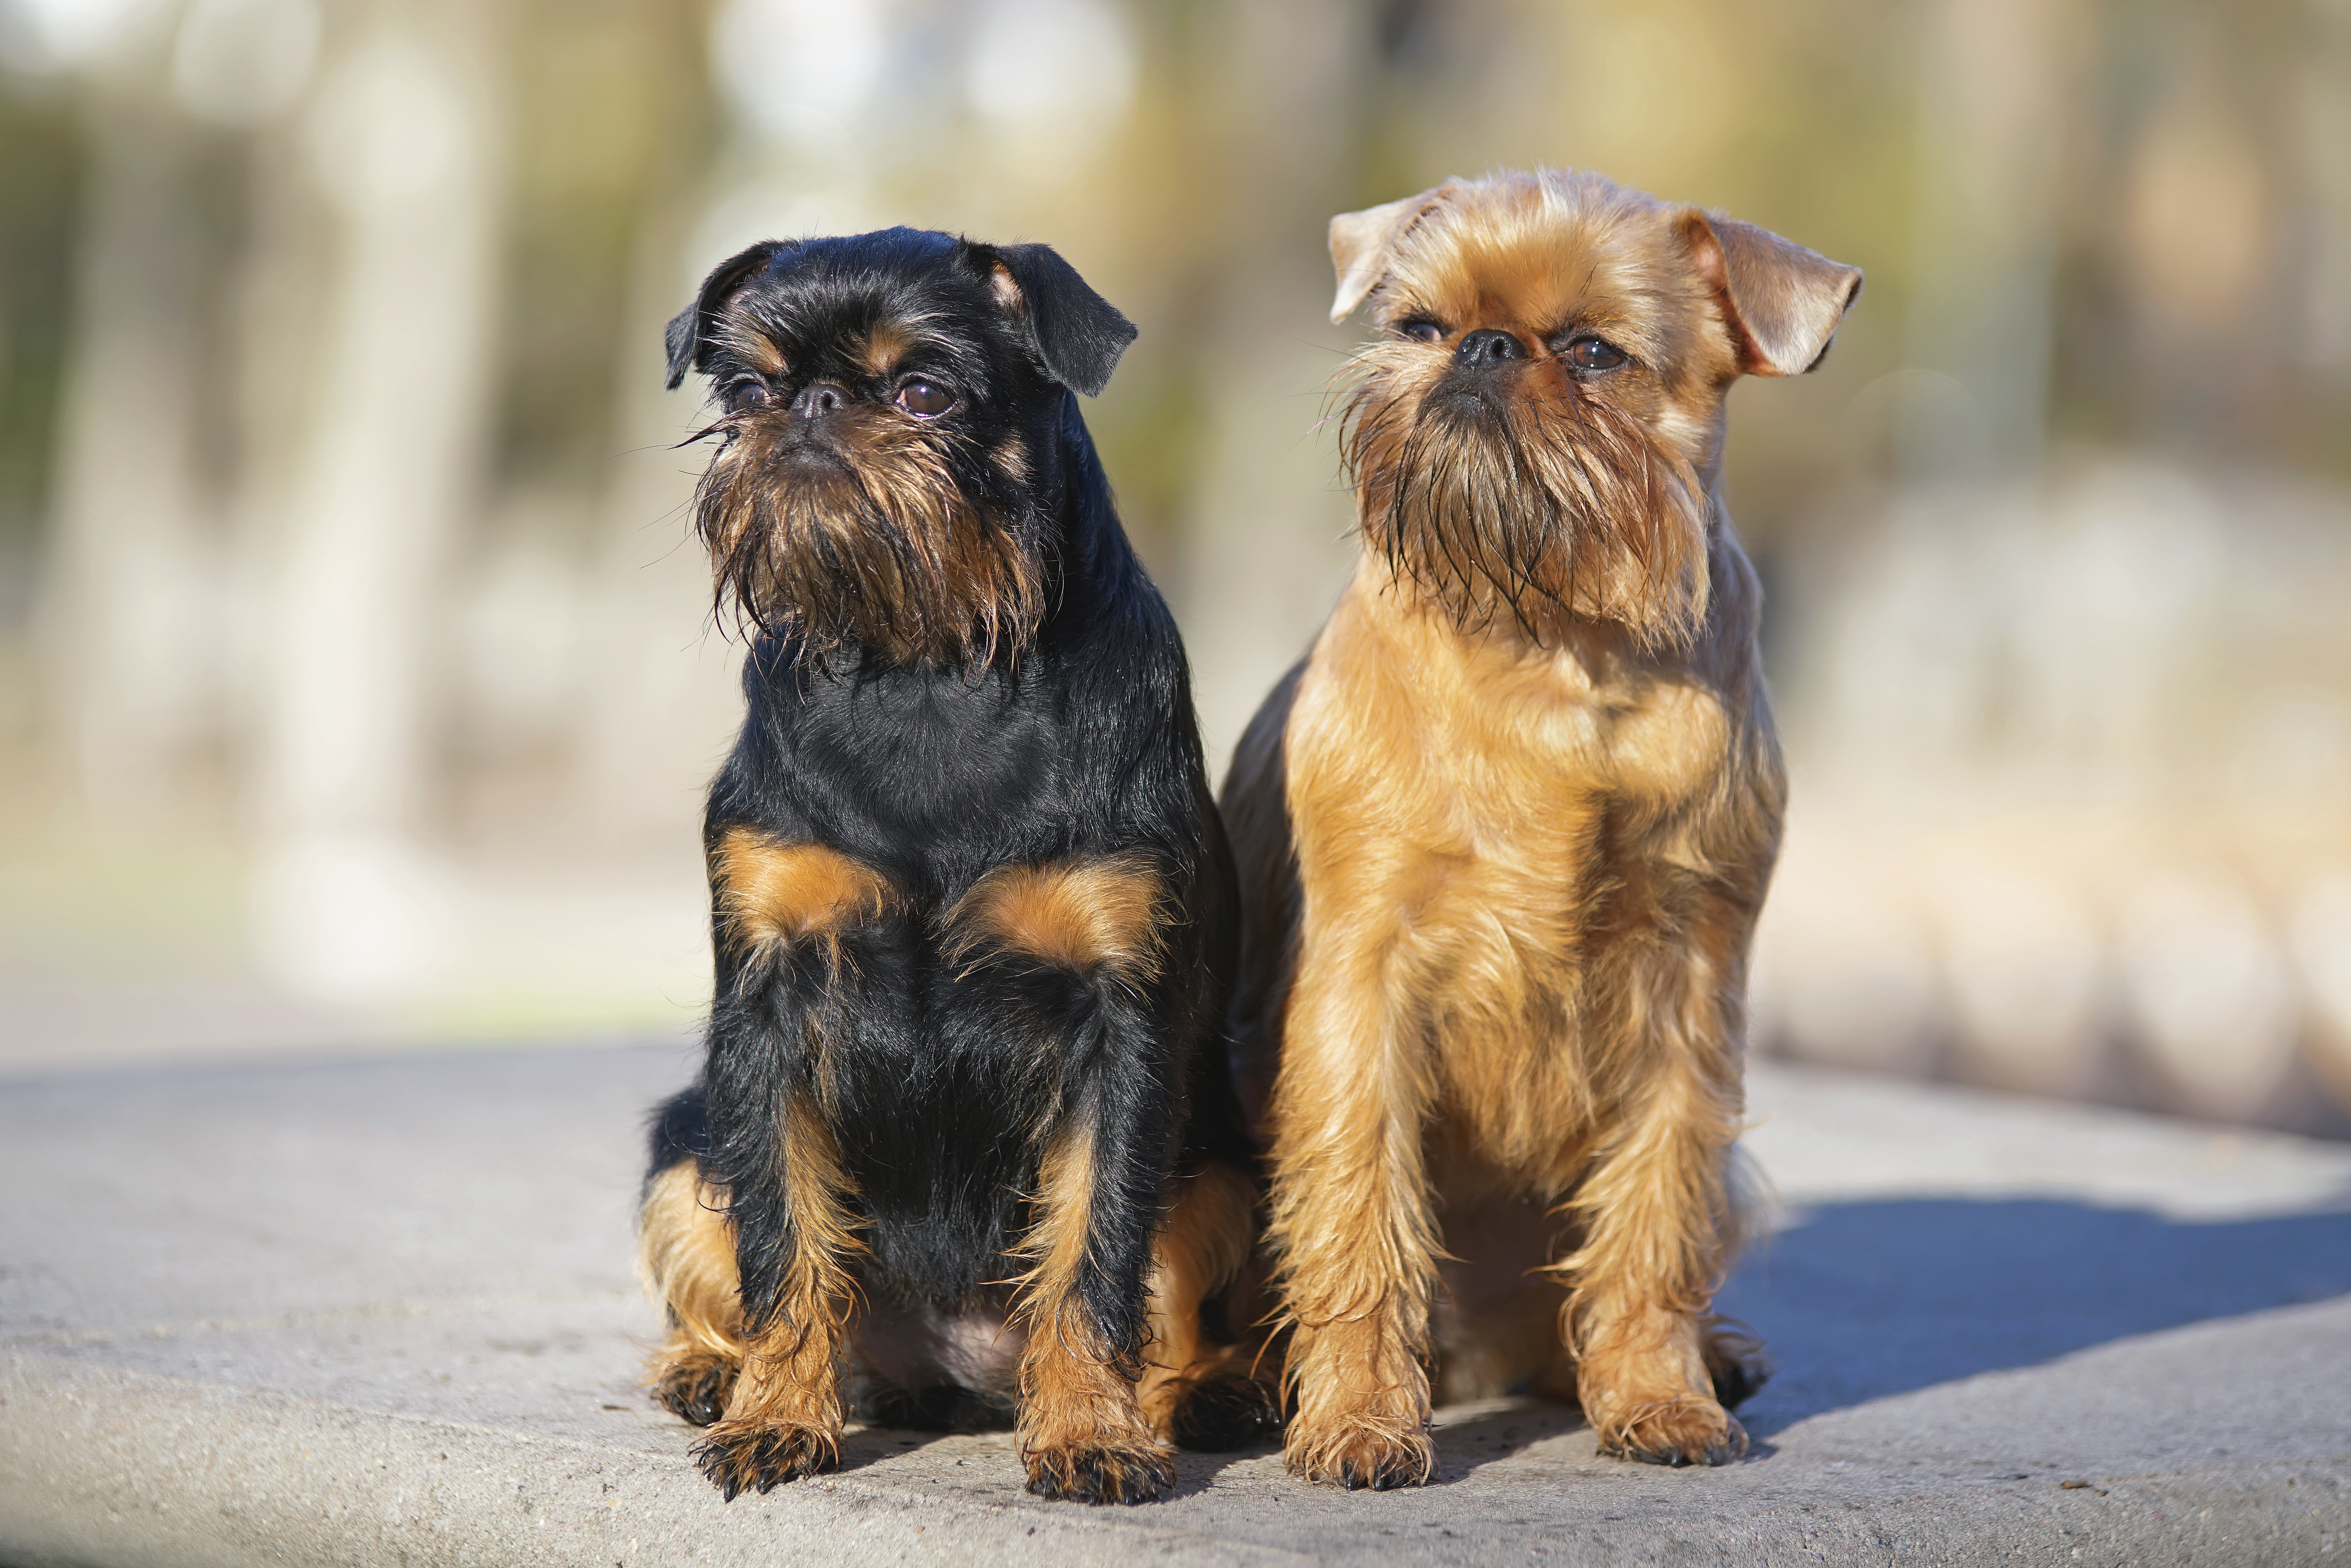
[[0, 0, 2347, 1122]]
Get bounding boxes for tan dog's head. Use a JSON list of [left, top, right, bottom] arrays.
[[1329, 169, 1860, 650]]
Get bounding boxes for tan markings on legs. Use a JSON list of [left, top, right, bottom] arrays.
[[712, 828, 895, 967], [1551, 897, 1752, 1466], [945, 856, 1166, 982], [639, 1159, 743, 1426], [1012, 1123, 1173, 1503], [694, 1097, 866, 1498], [1136, 1160, 1271, 1446]]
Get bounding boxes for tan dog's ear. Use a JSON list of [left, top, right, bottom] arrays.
[[1328, 185, 1451, 325], [1680, 211, 1863, 376]]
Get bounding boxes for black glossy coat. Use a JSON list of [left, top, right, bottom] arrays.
[[645, 229, 1245, 1401]]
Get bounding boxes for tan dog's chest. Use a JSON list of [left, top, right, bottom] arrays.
[[1282, 563, 1746, 1194]]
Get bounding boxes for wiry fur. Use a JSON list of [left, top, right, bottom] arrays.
[[693, 396, 1044, 666], [1225, 169, 1859, 1488], [638, 228, 1276, 1507], [1339, 335, 1705, 649]]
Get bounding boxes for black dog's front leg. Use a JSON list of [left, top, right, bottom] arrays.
[[944, 855, 1192, 1503], [683, 830, 893, 1498]]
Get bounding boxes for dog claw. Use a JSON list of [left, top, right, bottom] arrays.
[[691, 1421, 839, 1498], [1597, 1405, 1747, 1468], [1022, 1441, 1176, 1504], [1286, 1427, 1436, 1491], [651, 1356, 736, 1429]]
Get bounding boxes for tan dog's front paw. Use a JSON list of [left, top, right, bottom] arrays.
[[1022, 1439, 1176, 1504], [1594, 1395, 1746, 1467], [691, 1419, 840, 1499], [1285, 1421, 1435, 1490]]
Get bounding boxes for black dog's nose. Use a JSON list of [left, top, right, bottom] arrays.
[[1455, 329, 1525, 368], [791, 381, 848, 419]]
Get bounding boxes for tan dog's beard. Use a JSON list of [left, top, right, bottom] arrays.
[[696, 418, 1044, 668], [1345, 378, 1709, 651]]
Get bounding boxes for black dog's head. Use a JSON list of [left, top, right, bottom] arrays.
[[665, 227, 1137, 666]]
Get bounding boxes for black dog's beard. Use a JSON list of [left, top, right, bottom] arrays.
[[695, 413, 1044, 668], [1343, 370, 1709, 651]]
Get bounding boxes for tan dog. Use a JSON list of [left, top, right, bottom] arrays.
[[1222, 169, 1860, 1487]]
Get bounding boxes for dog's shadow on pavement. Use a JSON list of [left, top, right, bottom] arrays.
[[1718, 1195, 2351, 1436]]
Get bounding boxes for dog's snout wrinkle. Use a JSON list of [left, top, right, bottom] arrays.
[[1455, 328, 1525, 368], [792, 380, 849, 419]]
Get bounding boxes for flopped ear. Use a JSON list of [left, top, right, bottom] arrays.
[[663, 241, 788, 390], [1680, 211, 1863, 376], [983, 243, 1137, 397], [1328, 184, 1451, 324]]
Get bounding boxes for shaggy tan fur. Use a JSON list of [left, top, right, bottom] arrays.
[[1226, 167, 1858, 1486], [637, 1159, 745, 1422]]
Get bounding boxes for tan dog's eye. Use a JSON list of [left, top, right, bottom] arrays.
[[724, 378, 772, 411], [1398, 319, 1446, 344], [895, 379, 954, 416], [1563, 338, 1627, 373]]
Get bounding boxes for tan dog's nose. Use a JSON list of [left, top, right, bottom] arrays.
[[1454, 328, 1524, 367]]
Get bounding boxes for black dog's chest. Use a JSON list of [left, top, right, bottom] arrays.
[[740, 651, 1094, 874], [820, 670, 1055, 806]]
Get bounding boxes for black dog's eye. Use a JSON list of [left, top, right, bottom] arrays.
[[1563, 337, 1627, 373], [895, 379, 954, 417], [723, 378, 772, 411], [1397, 318, 1446, 344]]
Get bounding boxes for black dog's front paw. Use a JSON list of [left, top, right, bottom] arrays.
[[692, 1420, 839, 1499], [1023, 1440, 1176, 1504]]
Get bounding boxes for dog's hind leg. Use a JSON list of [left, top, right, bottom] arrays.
[[638, 1127, 743, 1426], [1137, 1159, 1279, 1451]]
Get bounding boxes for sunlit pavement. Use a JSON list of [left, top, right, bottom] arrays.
[[2, 1045, 2346, 1568]]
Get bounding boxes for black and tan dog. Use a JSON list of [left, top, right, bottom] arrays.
[[639, 228, 1270, 1505], [1223, 169, 1860, 1487]]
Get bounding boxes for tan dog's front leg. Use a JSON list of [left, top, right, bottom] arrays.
[[1558, 1049, 1747, 1467], [1269, 928, 1440, 1489]]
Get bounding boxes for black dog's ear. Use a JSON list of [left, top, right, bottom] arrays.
[[664, 242, 787, 391], [977, 243, 1137, 397]]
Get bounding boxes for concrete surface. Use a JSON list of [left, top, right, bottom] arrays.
[[1, 1042, 2347, 1567]]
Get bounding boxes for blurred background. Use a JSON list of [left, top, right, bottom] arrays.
[[0, 0, 2347, 1134]]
